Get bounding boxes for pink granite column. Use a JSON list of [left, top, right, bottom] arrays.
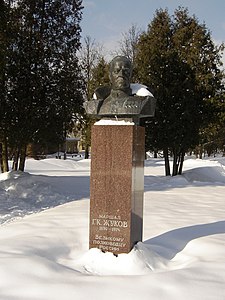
[[89, 124, 145, 254]]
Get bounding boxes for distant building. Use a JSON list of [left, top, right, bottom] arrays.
[[65, 137, 80, 154]]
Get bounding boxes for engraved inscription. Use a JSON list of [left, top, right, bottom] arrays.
[[91, 213, 129, 233], [92, 218, 128, 228], [92, 235, 126, 252], [90, 214, 129, 252]]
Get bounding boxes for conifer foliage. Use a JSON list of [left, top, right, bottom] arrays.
[[136, 8, 224, 175], [0, 0, 84, 172]]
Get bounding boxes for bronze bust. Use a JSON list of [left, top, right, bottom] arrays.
[[83, 56, 156, 121]]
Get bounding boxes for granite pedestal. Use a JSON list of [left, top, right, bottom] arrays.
[[89, 124, 145, 255]]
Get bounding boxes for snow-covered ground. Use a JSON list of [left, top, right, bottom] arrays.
[[0, 156, 225, 299]]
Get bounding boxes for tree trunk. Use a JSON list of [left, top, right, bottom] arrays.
[[178, 151, 185, 175], [19, 145, 27, 171], [172, 148, 178, 176], [1, 137, 9, 173], [0, 143, 3, 173], [171, 149, 186, 176], [63, 123, 67, 160], [172, 149, 186, 176], [85, 144, 89, 159], [13, 147, 20, 171], [163, 147, 170, 176], [63, 139, 67, 160]]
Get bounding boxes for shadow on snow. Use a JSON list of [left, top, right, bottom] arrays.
[[144, 220, 225, 260]]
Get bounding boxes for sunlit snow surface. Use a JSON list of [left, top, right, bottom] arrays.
[[0, 156, 225, 300]]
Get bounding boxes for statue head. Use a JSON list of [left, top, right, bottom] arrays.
[[109, 56, 132, 91], [83, 55, 156, 120]]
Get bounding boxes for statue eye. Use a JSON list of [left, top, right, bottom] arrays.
[[114, 68, 120, 74], [123, 68, 130, 74]]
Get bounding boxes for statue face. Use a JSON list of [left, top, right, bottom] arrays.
[[110, 57, 132, 90]]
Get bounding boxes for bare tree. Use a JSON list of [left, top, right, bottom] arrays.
[[114, 24, 143, 65], [78, 36, 104, 158], [79, 36, 103, 101]]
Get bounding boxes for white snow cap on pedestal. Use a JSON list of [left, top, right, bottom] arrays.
[[94, 119, 135, 125]]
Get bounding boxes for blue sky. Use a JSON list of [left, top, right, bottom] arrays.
[[81, 0, 225, 62]]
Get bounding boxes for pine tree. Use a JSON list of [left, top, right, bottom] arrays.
[[136, 9, 174, 175], [89, 57, 110, 92], [3, 0, 84, 171], [0, 0, 11, 172], [136, 7, 224, 175]]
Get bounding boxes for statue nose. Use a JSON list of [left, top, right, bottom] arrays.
[[118, 68, 126, 76]]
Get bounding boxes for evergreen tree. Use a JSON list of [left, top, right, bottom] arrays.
[[89, 56, 109, 92], [2, 0, 84, 171], [199, 91, 225, 157], [136, 7, 224, 175], [0, 0, 11, 172]]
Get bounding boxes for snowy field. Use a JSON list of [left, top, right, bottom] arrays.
[[0, 155, 225, 300]]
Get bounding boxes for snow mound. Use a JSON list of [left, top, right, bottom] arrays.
[[70, 242, 168, 275], [26, 158, 90, 174], [69, 158, 91, 170], [183, 165, 225, 183], [0, 171, 74, 224]]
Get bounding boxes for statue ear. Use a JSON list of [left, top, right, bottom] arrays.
[[94, 86, 111, 100]]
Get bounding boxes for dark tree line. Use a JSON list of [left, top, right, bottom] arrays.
[[0, 0, 84, 172], [134, 8, 224, 175], [1, 4, 224, 176], [90, 8, 224, 176], [81, 8, 224, 176]]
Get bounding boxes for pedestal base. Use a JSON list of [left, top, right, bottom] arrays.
[[89, 124, 145, 254]]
